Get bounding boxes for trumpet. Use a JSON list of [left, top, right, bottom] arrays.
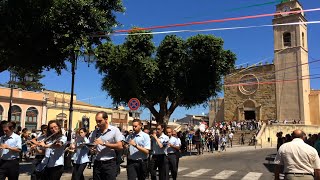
[[22, 133, 57, 146]]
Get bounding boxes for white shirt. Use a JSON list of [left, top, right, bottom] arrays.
[[0, 133, 22, 160], [274, 138, 320, 175], [89, 125, 123, 161], [152, 133, 169, 155], [46, 135, 67, 167], [228, 133, 234, 139], [166, 136, 179, 154]]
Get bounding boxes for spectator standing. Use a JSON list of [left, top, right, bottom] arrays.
[[274, 130, 320, 180]]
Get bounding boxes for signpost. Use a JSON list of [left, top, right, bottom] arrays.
[[128, 98, 140, 111]]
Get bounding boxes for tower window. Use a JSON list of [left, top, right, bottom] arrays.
[[302, 32, 305, 47], [283, 32, 291, 47]]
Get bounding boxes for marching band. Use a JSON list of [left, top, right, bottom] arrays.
[[0, 111, 183, 180]]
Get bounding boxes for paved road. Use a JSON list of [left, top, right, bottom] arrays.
[[18, 146, 278, 180]]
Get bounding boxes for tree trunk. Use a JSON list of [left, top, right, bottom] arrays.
[[145, 98, 179, 126], [155, 115, 170, 125]]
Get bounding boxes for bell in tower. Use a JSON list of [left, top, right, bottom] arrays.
[[273, 0, 310, 124]]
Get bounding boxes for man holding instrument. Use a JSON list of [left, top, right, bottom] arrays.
[[89, 111, 123, 180], [30, 124, 48, 180], [0, 121, 21, 180], [124, 119, 151, 180]]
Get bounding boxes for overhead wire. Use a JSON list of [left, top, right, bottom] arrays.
[[224, 74, 320, 87], [108, 21, 320, 36], [225, 58, 320, 85], [109, 7, 320, 34]]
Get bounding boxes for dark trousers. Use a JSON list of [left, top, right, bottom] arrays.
[[127, 159, 147, 180], [31, 155, 45, 180], [0, 159, 19, 180], [207, 142, 214, 152], [167, 154, 178, 180], [72, 163, 87, 180], [175, 152, 180, 170], [44, 165, 64, 180], [151, 154, 169, 180], [214, 142, 219, 151], [93, 159, 117, 180]]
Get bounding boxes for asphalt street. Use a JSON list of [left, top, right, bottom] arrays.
[[18, 147, 278, 180]]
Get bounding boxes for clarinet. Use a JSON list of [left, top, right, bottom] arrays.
[[88, 128, 99, 169]]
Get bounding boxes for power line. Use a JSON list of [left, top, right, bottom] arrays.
[[110, 8, 320, 33]]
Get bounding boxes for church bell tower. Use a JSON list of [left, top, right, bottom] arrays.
[[273, 0, 310, 124]]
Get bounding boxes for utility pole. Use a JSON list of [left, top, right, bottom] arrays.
[[7, 71, 15, 122], [68, 56, 76, 141]]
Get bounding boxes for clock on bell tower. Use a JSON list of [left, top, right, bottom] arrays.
[[272, 0, 311, 124]]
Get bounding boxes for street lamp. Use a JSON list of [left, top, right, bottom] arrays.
[[67, 48, 96, 141], [7, 71, 16, 122]]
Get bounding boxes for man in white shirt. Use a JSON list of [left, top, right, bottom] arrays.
[[151, 124, 169, 180], [228, 132, 234, 148], [274, 130, 320, 180]]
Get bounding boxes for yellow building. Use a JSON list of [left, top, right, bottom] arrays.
[[45, 90, 133, 132], [0, 87, 47, 130], [0, 87, 135, 131]]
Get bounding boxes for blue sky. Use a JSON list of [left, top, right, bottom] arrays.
[[0, 0, 319, 120]]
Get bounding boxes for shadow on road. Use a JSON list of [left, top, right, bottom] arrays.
[[263, 153, 284, 173]]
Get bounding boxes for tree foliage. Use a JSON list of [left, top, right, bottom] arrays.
[[96, 31, 236, 124], [5, 68, 45, 92], [0, 0, 124, 73]]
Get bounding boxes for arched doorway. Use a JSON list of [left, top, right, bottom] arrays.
[[56, 113, 67, 130], [11, 105, 22, 127], [25, 107, 38, 130], [243, 100, 256, 120]]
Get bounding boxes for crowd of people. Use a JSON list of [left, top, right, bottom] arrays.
[[0, 111, 183, 180], [0, 114, 263, 180], [274, 130, 320, 180], [276, 131, 320, 155]]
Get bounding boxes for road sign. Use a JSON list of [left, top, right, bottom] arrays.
[[128, 98, 140, 111]]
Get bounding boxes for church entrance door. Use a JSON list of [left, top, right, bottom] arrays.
[[244, 111, 255, 120]]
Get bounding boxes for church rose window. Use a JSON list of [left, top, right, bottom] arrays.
[[238, 74, 259, 95]]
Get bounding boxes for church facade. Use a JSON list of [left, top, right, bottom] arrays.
[[210, 0, 320, 125]]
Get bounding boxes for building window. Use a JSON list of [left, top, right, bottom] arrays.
[[283, 32, 291, 47], [56, 113, 67, 130], [11, 105, 22, 127], [0, 105, 3, 120], [25, 107, 38, 130], [302, 32, 305, 47]]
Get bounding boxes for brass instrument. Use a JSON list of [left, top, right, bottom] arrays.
[[22, 133, 56, 146]]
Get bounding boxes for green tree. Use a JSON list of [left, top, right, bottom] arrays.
[[0, 0, 124, 73], [96, 31, 236, 124], [6, 68, 45, 92]]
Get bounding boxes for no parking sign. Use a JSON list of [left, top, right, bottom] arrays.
[[128, 98, 140, 111]]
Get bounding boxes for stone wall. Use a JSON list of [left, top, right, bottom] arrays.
[[310, 90, 320, 125], [259, 124, 320, 147], [224, 64, 276, 121]]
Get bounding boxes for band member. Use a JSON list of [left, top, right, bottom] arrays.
[[125, 119, 151, 180], [38, 120, 67, 180], [70, 128, 90, 180], [89, 111, 123, 180], [166, 128, 180, 180], [151, 124, 169, 180], [30, 124, 48, 180], [0, 121, 21, 180], [172, 130, 181, 169]]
